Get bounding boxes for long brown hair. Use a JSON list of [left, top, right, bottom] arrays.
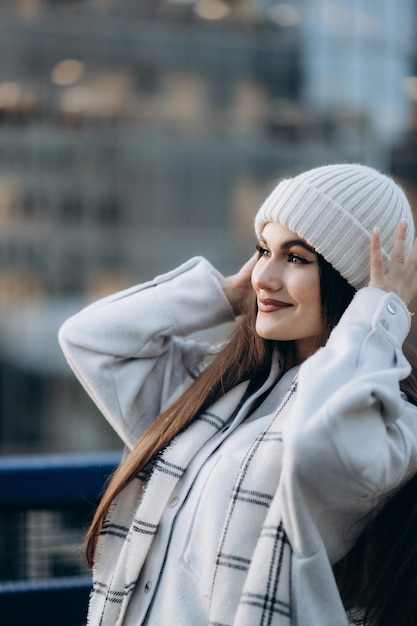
[[84, 288, 274, 567], [85, 254, 417, 626]]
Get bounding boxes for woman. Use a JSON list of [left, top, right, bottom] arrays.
[[59, 163, 417, 626]]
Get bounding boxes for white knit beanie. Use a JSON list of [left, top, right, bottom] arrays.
[[254, 163, 415, 289]]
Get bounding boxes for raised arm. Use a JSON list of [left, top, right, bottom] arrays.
[[59, 257, 235, 448]]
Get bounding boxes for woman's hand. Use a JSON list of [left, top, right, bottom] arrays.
[[220, 253, 258, 315], [369, 220, 417, 306]]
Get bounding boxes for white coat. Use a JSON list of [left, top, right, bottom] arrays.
[[59, 257, 417, 625]]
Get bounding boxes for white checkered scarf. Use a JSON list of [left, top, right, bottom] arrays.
[[87, 378, 297, 626]]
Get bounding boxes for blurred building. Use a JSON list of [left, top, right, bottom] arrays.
[[0, 0, 416, 454]]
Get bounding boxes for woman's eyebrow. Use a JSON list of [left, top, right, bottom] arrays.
[[258, 236, 316, 254], [281, 239, 316, 253]]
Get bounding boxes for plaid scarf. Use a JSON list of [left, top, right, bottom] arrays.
[[88, 376, 298, 626]]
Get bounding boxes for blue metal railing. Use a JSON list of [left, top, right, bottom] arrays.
[[0, 451, 121, 626]]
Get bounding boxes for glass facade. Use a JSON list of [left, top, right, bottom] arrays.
[[0, 0, 416, 454]]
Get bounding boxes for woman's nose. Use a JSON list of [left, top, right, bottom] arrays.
[[252, 260, 283, 292]]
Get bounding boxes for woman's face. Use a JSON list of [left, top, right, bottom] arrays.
[[252, 222, 327, 364]]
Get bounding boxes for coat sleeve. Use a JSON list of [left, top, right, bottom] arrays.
[[58, 256, 235, 449], [280, 287, 417, 561]]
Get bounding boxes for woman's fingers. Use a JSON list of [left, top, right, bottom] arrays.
[[369, 227, 385, 290], [221, 252, 258, 315], [369, 220, 417, 306], [387, 220, 408, 286], [237, 252, 259, 283]]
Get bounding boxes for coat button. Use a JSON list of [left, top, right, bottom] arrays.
[[381, 319, 390, 330], [387, 302, 397, 315], [144, 580, 152, 593], [168, 496, 179, 507]]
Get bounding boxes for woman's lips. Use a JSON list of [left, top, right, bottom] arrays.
[[257, 298, 292, 312]]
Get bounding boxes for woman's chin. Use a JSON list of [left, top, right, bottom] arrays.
[[255, 321, 282, 341]]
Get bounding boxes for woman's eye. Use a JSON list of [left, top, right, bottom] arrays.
[[256, 244, 269, 257], [287, 252, 308, 264]]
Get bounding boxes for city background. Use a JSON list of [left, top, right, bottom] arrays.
[[2, 0, 417, 457], [1, 0, 417, 621]]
